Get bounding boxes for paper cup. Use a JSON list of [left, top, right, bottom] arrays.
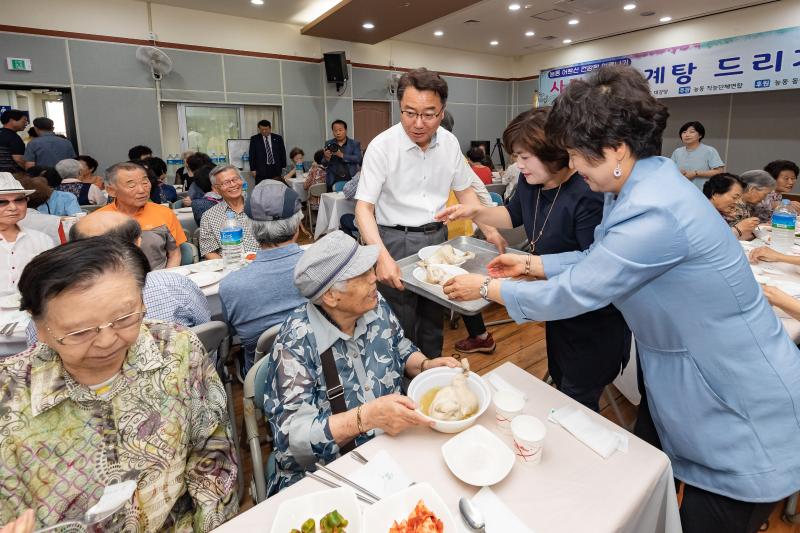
[[511, 415, 546, 466], [493, 390, 525, 434]]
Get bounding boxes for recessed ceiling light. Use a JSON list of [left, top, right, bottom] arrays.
[[568, 18, 579, 25], [562, 38, 572, 44], [250, 0, 264, 5], [362, 22, 375, 29], [434, 30, 444, 36], [490, 40, 499, 46], [508, 3, 521, 10], [525, 30, 535, 36], [623, 3, 636, 10], [659, 15, 672, 22]]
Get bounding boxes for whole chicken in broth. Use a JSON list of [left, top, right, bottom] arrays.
[[428, 360, 479, 421]]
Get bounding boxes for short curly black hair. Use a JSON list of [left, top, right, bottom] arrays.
[[545, 65, 669, 163], [764, 160, 799, 180]]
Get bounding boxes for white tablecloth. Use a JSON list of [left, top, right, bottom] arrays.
[[287, 176, 308, 202], [214, 362, 681, 533], [0, 308, 30, 356], [314, 192, 355, 239]]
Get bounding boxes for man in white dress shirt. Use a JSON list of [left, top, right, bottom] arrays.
[[0, 173, 53, 294], [355, 68, 483, 357]]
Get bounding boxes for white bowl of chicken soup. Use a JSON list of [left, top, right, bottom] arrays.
[[407, 366, 492, 433]]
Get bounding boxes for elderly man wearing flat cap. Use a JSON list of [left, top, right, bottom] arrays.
[[263, 230, 461, 494], [0, 172, 53, 294], [219, 180, 307, 375]]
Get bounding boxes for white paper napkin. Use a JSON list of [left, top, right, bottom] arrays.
[[0, 309, 31, 332], [472, 486, 534, 533], [486, 374, 528, 401], [547, 405, 628, 459], [348, 449, 410, 499]]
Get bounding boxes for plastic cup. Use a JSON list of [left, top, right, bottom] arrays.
[[493, 390, 525, 434], [511, 415, 546, 466]]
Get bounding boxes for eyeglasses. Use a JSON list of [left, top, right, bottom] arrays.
[[400, 109, 443, 122], [217, 178, 242, 188], [47, 308, 147, 345], [0, 196, 28, 208]]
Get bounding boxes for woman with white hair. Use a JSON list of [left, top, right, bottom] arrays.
[[728, 170, 776, 227], [54, 158, 105, 207]]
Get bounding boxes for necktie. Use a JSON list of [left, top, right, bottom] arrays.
[[264, 136, 275, 165]]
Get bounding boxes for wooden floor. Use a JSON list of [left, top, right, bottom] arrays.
[[226, 303, 800, 531]]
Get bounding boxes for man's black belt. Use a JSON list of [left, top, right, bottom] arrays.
[[382, 222, 444, 233]]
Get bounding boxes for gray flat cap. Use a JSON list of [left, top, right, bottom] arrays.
[[294, 230, 379, 300], [245, 180, 301, 221]]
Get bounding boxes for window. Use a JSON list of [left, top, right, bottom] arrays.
[[178, 104, 243, 157]]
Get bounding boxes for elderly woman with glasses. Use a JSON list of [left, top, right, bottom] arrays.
[[729, 169, 776, 226], [0, 237, 238, 532]]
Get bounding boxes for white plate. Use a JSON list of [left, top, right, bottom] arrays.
[[362, 482, 457, 532], [187, 271, 223, 288], [188, 259, 224, 273], [417, 245, 471, 266], [0, 293, 21, 309], [176, 207, 193, 213], [270, 487, 361, 533], [167, 266, 191, 277], [441, 424, 515, 486], [412, 265, 469, 289], [768, 280, 800, 297]]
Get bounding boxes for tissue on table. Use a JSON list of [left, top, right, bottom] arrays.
[[348, 450, 410, 498], [548, 405, 628, 459], [472, 486, 534, 533], [486, 374, 528, 402]]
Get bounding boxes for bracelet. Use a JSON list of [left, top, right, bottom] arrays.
[[734, 225, 742, 237], [356, 404, 365, 434], [524, 255, 532, 276], [420, 358, 429, 373]]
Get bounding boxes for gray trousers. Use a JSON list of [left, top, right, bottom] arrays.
[[378, 225, 448, 357]]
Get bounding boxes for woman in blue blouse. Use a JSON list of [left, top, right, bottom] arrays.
[[439, 108, 630, 412], [439, 65, 800, 533]]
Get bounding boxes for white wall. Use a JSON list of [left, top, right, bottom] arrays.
[[512, 0, 800, 76]]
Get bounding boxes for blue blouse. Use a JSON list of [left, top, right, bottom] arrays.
[[37, 190, 81, 216]]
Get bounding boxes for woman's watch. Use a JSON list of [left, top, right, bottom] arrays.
[[479, 277, 492, 301]]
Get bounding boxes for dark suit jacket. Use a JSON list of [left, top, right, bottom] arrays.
[[248, 132, 287, 178]]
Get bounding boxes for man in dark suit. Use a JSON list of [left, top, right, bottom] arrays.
[[248, 119, 286, 184]]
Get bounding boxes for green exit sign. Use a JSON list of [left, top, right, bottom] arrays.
[[6, 58, 32, 72]]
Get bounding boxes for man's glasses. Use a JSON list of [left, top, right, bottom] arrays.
[[47, 308, 147, 345], [400, 109, 443, 122], [217, 179, 242, 188], [0, 196, 28, 208]]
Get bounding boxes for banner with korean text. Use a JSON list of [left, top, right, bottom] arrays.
[[538, 26, 800, 105]]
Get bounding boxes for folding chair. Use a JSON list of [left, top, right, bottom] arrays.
[[243, 355, 275, 503], [485, 183, 506, 197], [179, 242, 198, 265], [333, 181, 347, 192], [254, 323, 282, 365], [307, 182, 327, 235], [488, 191, 504, 205], [190, 321, 244, 502]]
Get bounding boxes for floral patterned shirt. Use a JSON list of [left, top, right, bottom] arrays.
[[728, 200, 757, 225], [303, 165, 327, 207], [264, 295, 418, 495], [0, 321, 238, 532]]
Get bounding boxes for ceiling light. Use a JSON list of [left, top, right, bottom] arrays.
[[362, 22, 375, 29], [508, 3, 521, 10], [434, 30, 444, 36], [659, 15, 672, 22], [525, 30, 535, 36], [490, 40, 499, 46], [623, 3, 636, 10], [562, 38, 572, 44], [250, 0, 264, 4], [568, 18, 579, 25]]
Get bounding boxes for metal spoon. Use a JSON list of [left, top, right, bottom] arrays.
[[459, 497, 486, 532], [34, 480, 137, 533]]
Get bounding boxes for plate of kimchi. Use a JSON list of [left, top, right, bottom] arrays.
[[362, 482, 458, 532]]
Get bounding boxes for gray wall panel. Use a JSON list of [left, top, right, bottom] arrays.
[[160, 90, 226, 102], [226, 93, 283, 105], [281, 61, 323, 97], [283, 96, 325, 158], [223, 55, 281, 95], [478, 80, 509, 106], [160, 50, 224, 92], [352, 67, 393, 101], [443, 76, 477, 104], [516, 80, 537, 106], [0, 33, 70, 85], [69, 40, 153, 88], [325, 98, 354, 137], [661, 94, 731, 163], [73, 86, 161, 170], [446, 103, 477, 152], [477, 106, 508, 165]]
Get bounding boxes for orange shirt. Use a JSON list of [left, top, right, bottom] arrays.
[[98, 201, 187, 246]]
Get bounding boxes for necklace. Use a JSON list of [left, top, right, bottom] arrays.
[[529, 183, 563, 254]]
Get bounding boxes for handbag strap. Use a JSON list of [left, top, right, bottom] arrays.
[[319, 346, 356, 454]]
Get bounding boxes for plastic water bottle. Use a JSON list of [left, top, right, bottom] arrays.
[[241, 180, 249, 201], [771, 199, 796, 253], [220, 211, 244, 271], [210, 151, 218, 164]]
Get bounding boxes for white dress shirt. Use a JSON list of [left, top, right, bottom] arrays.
[[355, 123, 473, 227], [0, 227, 54, 293], [19, 209, 62, 247]]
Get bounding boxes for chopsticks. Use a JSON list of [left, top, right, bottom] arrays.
[[305, 472, 376, 505], [312, 461, 381, 503]]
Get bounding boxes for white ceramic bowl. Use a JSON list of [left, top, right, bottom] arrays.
[[270, 487, 361, 533], [407, 367, 492, 433], [361, 482, 457, 531]]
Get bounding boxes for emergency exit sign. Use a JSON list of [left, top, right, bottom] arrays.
[[6, 58, 32, 71]]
